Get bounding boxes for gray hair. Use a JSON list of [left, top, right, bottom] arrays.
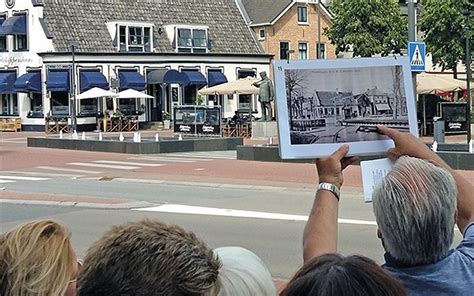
[[372, 156, 457, 266], [212, 247, 276, 296]]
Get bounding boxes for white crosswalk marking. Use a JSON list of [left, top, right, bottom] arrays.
[[0, 175, 50, 181], [0, 180, 15, 184], [128, 157, 200, 163], [4, 171, 82, 178], [150, 151, 236, 160], [36, 166, 103, 174], [93, 160, 165, 167], [68, 163, 140, 170]]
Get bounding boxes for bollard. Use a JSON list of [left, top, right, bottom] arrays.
[[119, 132, 124, 142], [432, 141, 438, 152], [99, 132, 103, 141], [59, 130, 63, 139], [178, 134, 183, 141], [138, 133, 141, 142], [470, 140, 473, 154], [81, 131, 86, 140], [155, 134, 159, 142]]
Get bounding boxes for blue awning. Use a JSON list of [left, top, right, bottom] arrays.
[[147, 69, 168, 85], [0, 15, 26, 35], [207, 71, 228, 87], [0, 72, 17, 93], [13, 72, 41, 93], [182, 71, 207, 87], [80, 71, 109, 92], [46, 70, 70, 92], [119, 71, 146, 91], [162, 69, 187, 85]]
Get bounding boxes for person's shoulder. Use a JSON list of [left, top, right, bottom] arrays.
[[455, 222, 474, 260]]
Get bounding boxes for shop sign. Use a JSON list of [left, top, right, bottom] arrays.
[[0, 55, 34, 66]]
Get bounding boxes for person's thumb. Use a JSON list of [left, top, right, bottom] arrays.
[[333, 144, 349, 160]]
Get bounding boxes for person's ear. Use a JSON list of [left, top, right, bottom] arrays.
[[377, 229, 383, 239]]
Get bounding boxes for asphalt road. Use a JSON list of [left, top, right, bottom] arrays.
[[0, 178, 465, 279], [0, 132, 469, 280]]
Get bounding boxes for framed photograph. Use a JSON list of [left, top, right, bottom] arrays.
[[273, 57, 418, 159]]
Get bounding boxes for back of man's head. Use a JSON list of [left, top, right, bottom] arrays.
[[78, 219, 220, 296], [372, 156, 457, 266]]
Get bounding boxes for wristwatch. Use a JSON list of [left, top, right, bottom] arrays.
[[317, 182, 340, 201]]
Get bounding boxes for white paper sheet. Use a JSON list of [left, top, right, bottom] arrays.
[[360, 158, 394, 202]]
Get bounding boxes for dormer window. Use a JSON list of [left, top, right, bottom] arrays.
[[113, 23, 153, 52], [176, 27, 208, 53]]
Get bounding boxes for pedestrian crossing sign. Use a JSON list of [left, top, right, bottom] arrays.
[[408, 42, 426, 72]]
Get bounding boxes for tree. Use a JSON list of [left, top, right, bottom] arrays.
[[420, 0, 473, 78], [324, 0, 407, 57]]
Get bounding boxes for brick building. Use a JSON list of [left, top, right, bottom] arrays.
[[239, 0, 336, 62]]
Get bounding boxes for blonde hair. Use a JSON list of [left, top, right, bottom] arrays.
[[0, 220, 75, 296]]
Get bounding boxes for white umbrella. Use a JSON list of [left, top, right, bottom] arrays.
[[199, 77, 260, 95], [118, 88, 154, 99], [417, 73, 466, 95], [76, 87, 118, 99]]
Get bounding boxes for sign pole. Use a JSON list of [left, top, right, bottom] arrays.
[[408, 0, 417, 103], [465, 7, 472, 144]]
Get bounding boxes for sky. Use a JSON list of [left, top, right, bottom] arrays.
[[292, 66, 406, 97]]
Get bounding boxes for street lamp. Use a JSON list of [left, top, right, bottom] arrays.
[[464, 4, 473, 144], [69, 41, 78, 132]]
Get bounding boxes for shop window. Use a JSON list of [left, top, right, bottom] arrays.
[[280, 42, 289, 60], [118, 25, 152, 52], [177, 27, 208, 53], [79, 98, 98, 115], [317, 43, 326, 59], [238, 95, 251, 110], [298, 43, 308, 60], [14, 34, 27, 51], [50, 92, 69, 116], [297, 6, 308, 23], [29, 93, 43, 117], [0, 94, 18, 115], [118, 98, 136, 115], [0, 14, 7, 52]]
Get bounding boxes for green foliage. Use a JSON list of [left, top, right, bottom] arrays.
[[420, 0, 472, 75], [324, 0, 407, 57]]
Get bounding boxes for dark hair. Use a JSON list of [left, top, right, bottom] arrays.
[[280, 254, 407, 296], [78, 219, 220, 296]]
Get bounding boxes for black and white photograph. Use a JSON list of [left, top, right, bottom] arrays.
[[274, 57, 418, 159]]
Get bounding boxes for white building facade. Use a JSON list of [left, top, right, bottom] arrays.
[[0, 0, 271, 131]]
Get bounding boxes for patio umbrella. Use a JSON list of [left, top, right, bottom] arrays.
[[76, 87, 118, 99], [118, 88, 154, 99], [417, 73, 466, 95], [198, 77, 260, 95]]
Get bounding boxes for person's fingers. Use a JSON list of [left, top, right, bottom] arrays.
[[332, 144, 350, 160], [341, 156, 359, 169], [387, 148, 400, 160], [377, 125, 399, 140]]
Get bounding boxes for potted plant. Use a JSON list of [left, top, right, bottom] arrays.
[[162, 111, 171, 129]]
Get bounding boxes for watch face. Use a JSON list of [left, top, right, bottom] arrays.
[[5, 0, 15, 9]]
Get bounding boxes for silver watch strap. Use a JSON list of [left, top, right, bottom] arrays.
[[317, 182, 340, 201]]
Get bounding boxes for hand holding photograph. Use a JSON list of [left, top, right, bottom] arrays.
[[273, 57, 419, 159]]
